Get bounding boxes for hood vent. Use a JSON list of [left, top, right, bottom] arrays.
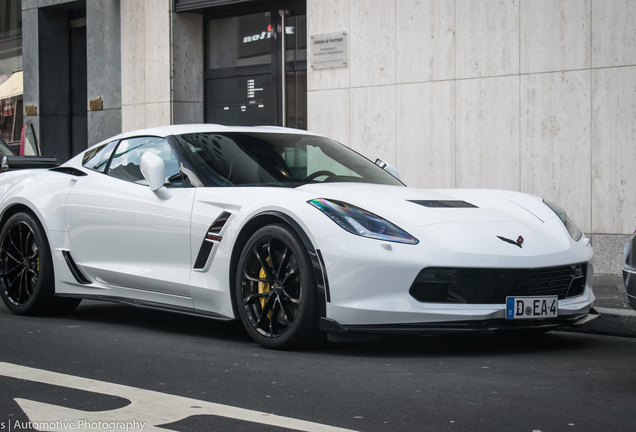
[[408, 200, 477, 208]]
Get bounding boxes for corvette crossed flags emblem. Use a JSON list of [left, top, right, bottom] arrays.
[[497, 235, 524, 248]]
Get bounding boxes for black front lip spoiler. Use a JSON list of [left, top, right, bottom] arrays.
[[320, 308, 600, 335]]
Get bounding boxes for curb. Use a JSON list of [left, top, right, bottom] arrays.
[[564, 307, 636, 338]]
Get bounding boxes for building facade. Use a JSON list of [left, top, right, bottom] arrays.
[[20, 0, 636, 274]]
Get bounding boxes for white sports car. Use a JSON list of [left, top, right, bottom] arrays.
[[0, 125, 597, 349]]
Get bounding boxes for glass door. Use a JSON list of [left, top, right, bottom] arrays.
[[205, 8, 306, 129]]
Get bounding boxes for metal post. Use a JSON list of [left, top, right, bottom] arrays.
[[279, 10, 286, 127]]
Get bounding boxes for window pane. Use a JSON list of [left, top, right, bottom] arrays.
[[107, 137, 182, 187], [82, 140, 118, 173], [176, 132, 403, 188]]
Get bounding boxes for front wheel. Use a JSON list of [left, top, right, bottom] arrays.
[[235, 224, 321, 350], [0, 212, 80, 315]]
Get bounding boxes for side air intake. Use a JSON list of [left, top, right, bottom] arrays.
[[193, 211, 232, 270], [61, 250, 91, 284]]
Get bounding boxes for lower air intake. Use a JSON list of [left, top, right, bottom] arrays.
[[409, 264, 587, 304]]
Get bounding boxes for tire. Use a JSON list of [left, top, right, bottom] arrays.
[[0, 212, 81, 315], [235, 224, 321, 350]]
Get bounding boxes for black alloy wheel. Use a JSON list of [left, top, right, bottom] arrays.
[[236, 224, 321, 349], [0, 212, 80, 315]]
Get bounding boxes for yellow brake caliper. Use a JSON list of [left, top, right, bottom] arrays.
[[258, 267, 269, 307], [258, 256, 272, 318]]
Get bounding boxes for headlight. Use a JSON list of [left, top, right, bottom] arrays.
[[544, 201, 583, 241], [308, 198, 419, 244]]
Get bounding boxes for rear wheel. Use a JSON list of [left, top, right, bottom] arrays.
[[236, 224, 321, 350], [0, 212, 80, 315]]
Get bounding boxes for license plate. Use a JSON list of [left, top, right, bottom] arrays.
[[505, 296, 558, 319]]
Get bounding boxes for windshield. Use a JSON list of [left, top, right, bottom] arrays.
[[174, 132, 404, 187]]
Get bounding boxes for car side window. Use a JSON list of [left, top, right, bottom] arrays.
[[107, 137, 182, 187], [82, 140, 118, 173]]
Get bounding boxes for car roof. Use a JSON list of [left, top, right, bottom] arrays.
[[104, 124, 321, 143]]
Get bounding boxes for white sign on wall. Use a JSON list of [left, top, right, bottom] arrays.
[[310, 32, 348, 69]]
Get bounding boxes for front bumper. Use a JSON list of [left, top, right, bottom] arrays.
[[316, 226, 595, 329]]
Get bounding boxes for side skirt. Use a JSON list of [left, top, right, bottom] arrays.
[[56, 293, 235, 321]]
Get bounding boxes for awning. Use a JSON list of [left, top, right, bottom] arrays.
[[0, 71, 23, 100]]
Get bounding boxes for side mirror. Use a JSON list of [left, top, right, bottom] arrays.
[[375, 158, 401, 180], [140, 152, 165, 191]]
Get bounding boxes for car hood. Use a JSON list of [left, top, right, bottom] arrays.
[[296, 183, 580, 257], [297, 183, 555, 228]]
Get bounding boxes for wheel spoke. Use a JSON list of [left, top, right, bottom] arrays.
[[9, 235, 23, 258], [281, 267, 299, 285], [268, 299, 280, 335], [277, 297, 292, 325], [19, 224, 24, 257], [243, 271, 270, 284], [4, 251, 21, 264], [244, 291, 270, 306], [256, 294, 276, 330], [276, 246, 291, 280], [280, 288, 300, 305], [253, 247, 275, 283], [4, 261, 23, 274], [8, 269, 24, 289], [24, 231, 32, 256], [18, 271, 27, 303]]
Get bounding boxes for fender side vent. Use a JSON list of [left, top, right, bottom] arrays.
[[193, 211, 232, 270], [62, 250, 91, 284], [409, 200, 477, 208], [317, 249, 331, 302]]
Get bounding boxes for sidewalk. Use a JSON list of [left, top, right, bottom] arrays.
[[565, 274, 636, 338]]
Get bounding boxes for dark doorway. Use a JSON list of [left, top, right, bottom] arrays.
[[205, 7, 306, 129], [38, 2, 87, 162]]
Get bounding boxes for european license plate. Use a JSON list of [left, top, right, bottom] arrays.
[[505, 296, 558, 319]]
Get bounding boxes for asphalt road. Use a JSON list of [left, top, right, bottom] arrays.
[[1, 300, 635, 432]]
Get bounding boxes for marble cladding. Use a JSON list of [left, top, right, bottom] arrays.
[[350, 0, 395, 87], [121, 0, 145, 108], [172, 13, 204, 104], [144, 102, 171, 129], [396, 81, 455, 188], [396, 0, 455, 83], [592, 0, 636, 68], [121, 0, 202, 130], [121, 104, 146, 132], [592, 66, 636, 235], [456, 76, 520, 190], [307, 89, 350, 146], [87, 0, 121, 112], [172, 102, 203, 125], [350, 86, 396, 164], [520, 0, 590, 73], [456, 0, 519, 79], [144, 0, 171, 104], [520, 70, 592, 233], [307, 0, 350, 90], [21, 8, 39, 108], [22, 0, 37, 10], [88, 109, 122, 147]]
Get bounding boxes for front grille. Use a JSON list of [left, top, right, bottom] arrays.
[[409, 264, 587, 304]]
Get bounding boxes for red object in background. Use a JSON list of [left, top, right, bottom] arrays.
[[20, 120, 40, 156], [1, 98, 14, 117]]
